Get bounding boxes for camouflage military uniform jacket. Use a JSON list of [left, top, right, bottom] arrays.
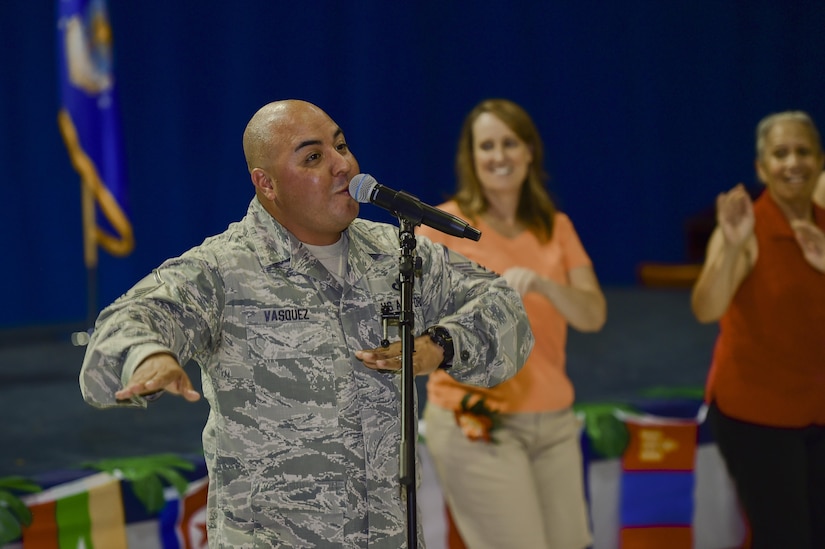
[[80, 198, 533, 548]]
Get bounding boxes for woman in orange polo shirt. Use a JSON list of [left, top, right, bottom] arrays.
[[419, 99, 606, 549], [692, 111, 825, 548]]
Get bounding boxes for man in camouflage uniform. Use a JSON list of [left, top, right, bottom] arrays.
[[80, 99, 533, 548]]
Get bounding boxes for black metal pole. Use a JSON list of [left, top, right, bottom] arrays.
[[72, 263, 97, 347], [396, 219, 418, 548], [86, 263, 98, 330]]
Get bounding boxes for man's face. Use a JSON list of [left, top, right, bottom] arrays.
[[264, 105, 360, 245]]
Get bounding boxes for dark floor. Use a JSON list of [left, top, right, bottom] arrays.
[[0, 286, 719, 480]]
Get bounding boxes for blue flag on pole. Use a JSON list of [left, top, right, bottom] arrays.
[[56, 0, 133, 264]]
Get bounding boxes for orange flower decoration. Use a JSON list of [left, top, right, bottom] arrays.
[[454, 393, 502, 443]]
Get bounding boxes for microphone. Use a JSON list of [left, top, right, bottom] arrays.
[[349, 173, 481, 241]]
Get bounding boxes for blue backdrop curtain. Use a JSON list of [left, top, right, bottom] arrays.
[[1, 1, 824, 328]]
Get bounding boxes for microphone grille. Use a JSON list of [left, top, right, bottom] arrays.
[[349, 173, 377, 203]]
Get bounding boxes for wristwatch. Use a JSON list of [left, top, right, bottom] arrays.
[[424, 325, 454, 370]]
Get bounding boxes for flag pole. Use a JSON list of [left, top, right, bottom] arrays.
[[58, 2, 133, 346], [60, 108, 132, 346], [81, 175, 99, 333]]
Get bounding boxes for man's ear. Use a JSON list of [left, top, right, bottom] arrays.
[[251, 168, 277, 200]]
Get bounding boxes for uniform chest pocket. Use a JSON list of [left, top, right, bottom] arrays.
[[244, 306, 338, 413], [246, 306, 333, 360]]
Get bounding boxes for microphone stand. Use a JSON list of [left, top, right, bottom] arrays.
[[384, 216, 421, 548]]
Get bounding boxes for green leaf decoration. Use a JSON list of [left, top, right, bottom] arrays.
[[0, 506, 22, 546], [0, 490, 33, 526], [82, 454, 197, 514], [0, 477, 41, 493], [154, 467, 191, 497], [130, 474, 166, 514], [0, 476, 41, 545], [574, 402, 637, 459]]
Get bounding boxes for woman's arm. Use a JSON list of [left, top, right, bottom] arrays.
[[503, 264, 607, 332], [691, 185, 757, 323]]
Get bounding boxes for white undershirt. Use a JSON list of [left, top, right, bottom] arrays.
[[303, 232, 348, 282]]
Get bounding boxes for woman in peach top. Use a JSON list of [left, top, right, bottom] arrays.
[[419, 99, 606, 549]]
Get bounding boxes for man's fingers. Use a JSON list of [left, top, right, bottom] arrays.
[[115, 382, 151, 400], [162, 374, 200, 401], [180, 385, 202, 402], [173, 377, 201, 401], [116, 370, 201, 402]]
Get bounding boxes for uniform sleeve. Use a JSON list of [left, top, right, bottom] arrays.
[[79, 250, 224, 409], [416, 236, 533, 388]]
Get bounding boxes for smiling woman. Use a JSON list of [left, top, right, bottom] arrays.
[[754, 112, 824, 217], [691, 111, 825, 548], [419, 98, 606, 549]]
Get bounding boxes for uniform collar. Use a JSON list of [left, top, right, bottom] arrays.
[[245, 198, 396, 280], [245, 197, 295, 268]]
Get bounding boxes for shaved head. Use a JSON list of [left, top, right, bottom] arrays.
[[242, 99, 328, 173], [240, 99, 359, 244]]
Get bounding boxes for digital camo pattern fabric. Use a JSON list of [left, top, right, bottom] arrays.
[[80, 198, 533, 548]]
